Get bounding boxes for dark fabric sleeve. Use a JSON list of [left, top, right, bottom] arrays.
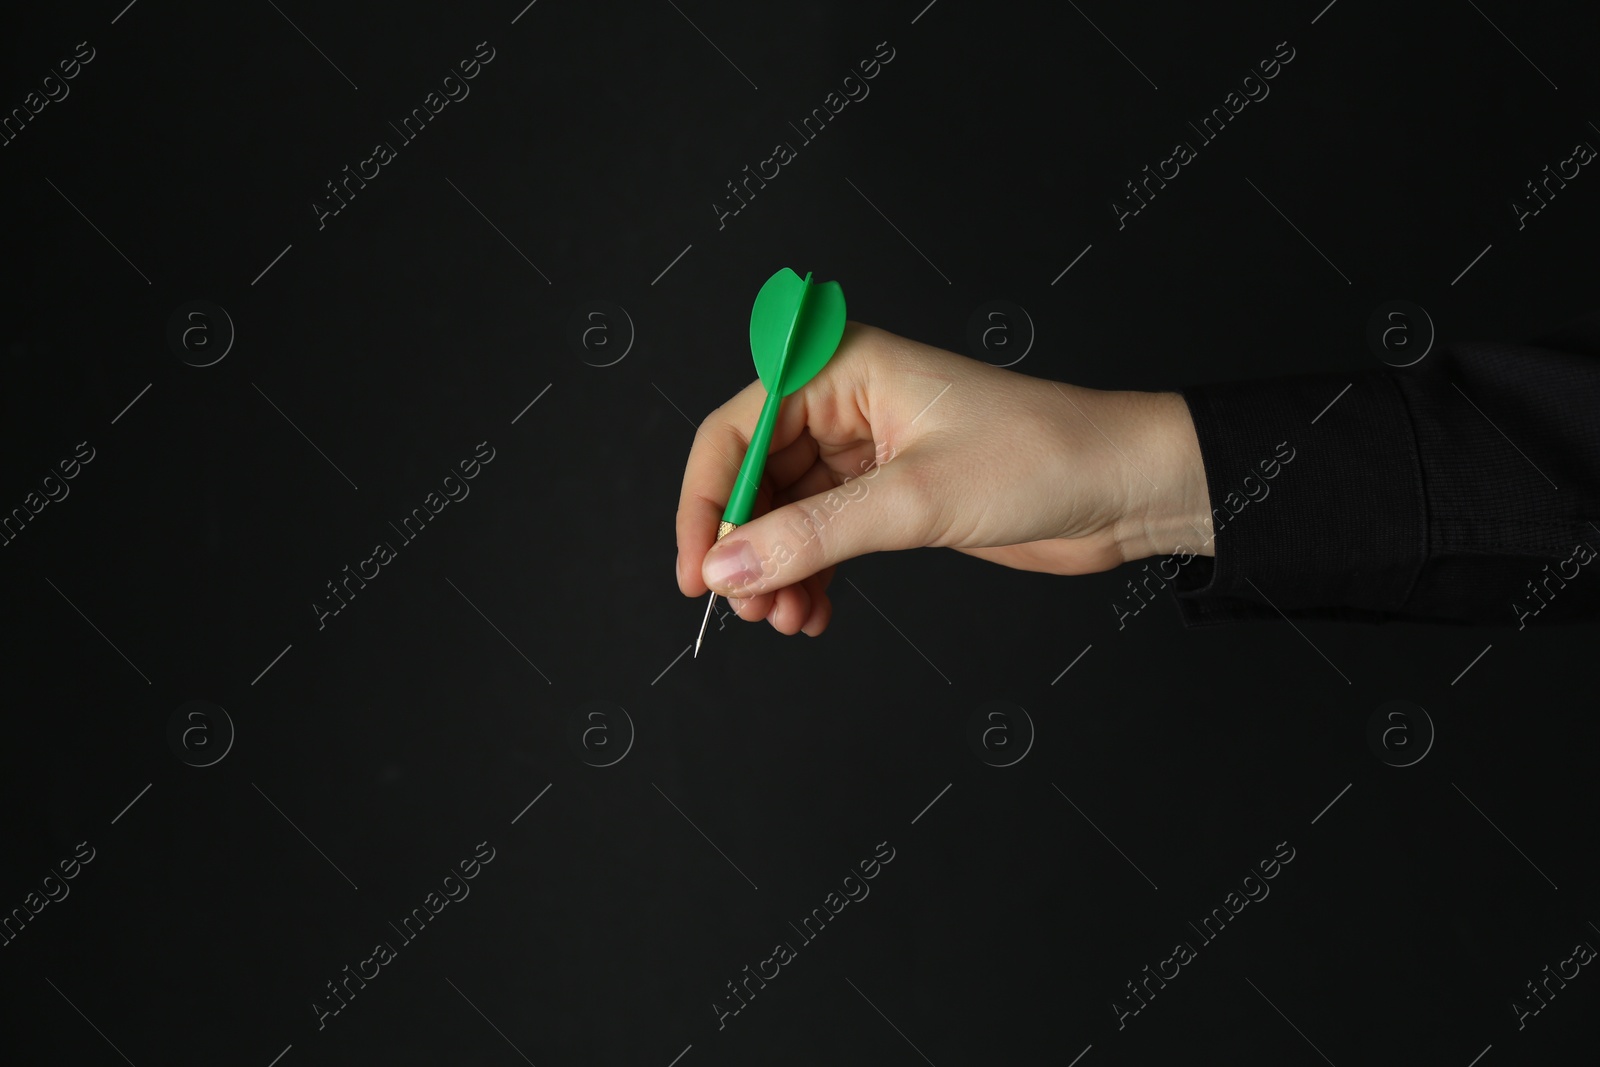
[[1168, 313, 1600, 627]]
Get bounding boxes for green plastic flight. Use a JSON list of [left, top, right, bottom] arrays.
[[723, 267, 848, 526]]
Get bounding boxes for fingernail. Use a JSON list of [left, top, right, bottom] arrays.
[[704, 539, 760, 592]]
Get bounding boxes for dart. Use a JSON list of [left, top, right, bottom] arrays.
[[694, 267, 848, 657]]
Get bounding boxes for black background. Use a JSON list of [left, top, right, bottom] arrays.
[[3, 1, 1597, 1064]]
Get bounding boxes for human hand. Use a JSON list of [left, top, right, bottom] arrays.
[[674, 322, 1210, 636]]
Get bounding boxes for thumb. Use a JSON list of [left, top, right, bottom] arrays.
[[700, 464, 929, 596]]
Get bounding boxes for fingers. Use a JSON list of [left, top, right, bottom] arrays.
[[720, 463, 832, 627], [700, 461, 931, 598], [766, 430, 821, 490], [676, 436, 821, 607], [731, 570, 833, 635], [761, 467, 838, 634], [675, 379, 764, 597], [800, 574, 833, 635], [708, 463, 846, 630], [675, 381, 823, 598], [690, 510, 842, 637], [769, 579, 811, 634], [676, 471, 774, 594]]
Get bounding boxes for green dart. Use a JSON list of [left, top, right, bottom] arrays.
[[695, 266, 848, 657]]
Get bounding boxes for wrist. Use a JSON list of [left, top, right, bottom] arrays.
[[1111, 390, 1213, 563]]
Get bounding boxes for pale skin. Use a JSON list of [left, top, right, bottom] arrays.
[[675, 322, 1215, 636]]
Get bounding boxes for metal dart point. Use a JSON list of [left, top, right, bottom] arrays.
[[694, 521, 737, 658], [693, 592, 718, 658]]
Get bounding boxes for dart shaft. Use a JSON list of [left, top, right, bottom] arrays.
[[723, 390, 781, 526]]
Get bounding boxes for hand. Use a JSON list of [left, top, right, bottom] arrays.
[[674, 322, 1211, 636]]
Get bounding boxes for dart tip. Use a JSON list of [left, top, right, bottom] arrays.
[[693, 589, 718, 660], [694, 530, 735, 660]]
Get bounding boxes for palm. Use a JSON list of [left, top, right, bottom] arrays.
[[954, 534, 1125, 577]]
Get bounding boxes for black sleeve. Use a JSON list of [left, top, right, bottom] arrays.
[[1169, 312, 1600, 627]]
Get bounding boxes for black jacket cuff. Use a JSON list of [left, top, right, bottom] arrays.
[[1170, 371, 1427, 625]]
